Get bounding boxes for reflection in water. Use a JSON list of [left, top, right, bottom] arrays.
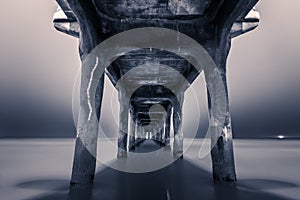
[[13, 139, 298, 200], [68, 184, 93, 200], [17, 157, 297, 200]]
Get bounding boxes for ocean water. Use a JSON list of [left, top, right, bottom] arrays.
[[0, 139, 299, 200]]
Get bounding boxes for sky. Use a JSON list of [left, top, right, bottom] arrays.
[[0, 0, 299, 138]]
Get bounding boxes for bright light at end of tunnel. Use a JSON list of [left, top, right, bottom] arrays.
[[277, 135, 285, 139]]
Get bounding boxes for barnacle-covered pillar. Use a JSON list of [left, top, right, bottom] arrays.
[[206, 2, 260, 183]]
